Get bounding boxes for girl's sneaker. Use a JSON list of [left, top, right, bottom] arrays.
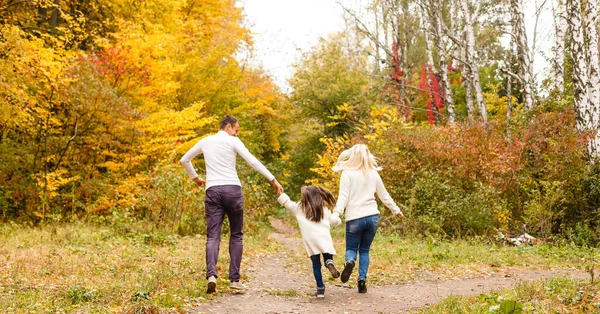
[[316, 286, 325, 298], [325, 260, 340, 278]]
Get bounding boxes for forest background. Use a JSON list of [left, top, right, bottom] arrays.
[[4, 0, 600, 312], [2, 0, 600, 247]]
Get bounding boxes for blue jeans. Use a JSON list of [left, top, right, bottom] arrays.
[[345, 214, 379, 280], [310, 253, 333, 288]]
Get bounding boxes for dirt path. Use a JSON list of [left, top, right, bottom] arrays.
[[192, 218, 587, 314]]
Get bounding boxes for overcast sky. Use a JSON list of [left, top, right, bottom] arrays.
[[239, 0, 555, 93]]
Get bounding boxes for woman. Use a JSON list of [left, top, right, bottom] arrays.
[[331, 144, 404, 293]]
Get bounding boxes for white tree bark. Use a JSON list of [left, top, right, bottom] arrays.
[[424, 27, 435, 71], [428, 0, 456, 124], [510, 0, 535, 111], [463, 57, 475, 117], [461, 0, 487, 123], [553, 0, 566, 92], [585, 0, 600, 159], [449, 0, 462, 71], [568, 0, 600, 159], [586, 0, 599, 126], [421, 3, 437, 121]]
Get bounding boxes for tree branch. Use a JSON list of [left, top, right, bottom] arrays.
[[337, 1, 394, 58], [499, 67, 524, 85], [0, 0, 32, 13]]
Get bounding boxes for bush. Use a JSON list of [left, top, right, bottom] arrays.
[[403, 171, 499, 237], [137, 162, 204, 235], [566, 222, 599, 248], [306, 106, 591, 240]]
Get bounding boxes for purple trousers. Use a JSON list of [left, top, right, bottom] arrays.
[[204, 185, 244, 281]]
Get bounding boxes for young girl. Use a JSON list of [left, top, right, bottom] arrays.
[[277, 185, 342, 298]]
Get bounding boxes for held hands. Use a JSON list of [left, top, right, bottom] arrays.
[[272, 178, 284, 196], [329, 212, 342, 227], [193, 177, 206, 187]]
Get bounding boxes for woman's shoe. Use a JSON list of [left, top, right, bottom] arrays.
[[358, 278, 367, 293], [340, 260, 355, 283]]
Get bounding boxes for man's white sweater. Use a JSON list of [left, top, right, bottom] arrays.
[[333, 169, 401, 221], [180, 130, 274, 189]]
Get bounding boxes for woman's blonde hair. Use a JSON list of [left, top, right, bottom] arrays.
[[332, 144, 381, 174]]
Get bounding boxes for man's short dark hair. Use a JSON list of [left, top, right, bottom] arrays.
[[220, 115, 239, 130]]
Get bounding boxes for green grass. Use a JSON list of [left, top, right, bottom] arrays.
[[416, 277, 600, 313], [0, 220, 280, 313], [327, 227, 599, 284], [1, 220, 598, 313], [265, 288, 301, 297]]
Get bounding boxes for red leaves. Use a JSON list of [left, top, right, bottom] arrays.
[[84, 47, 150, 89], [385, 111, 586, 195], [391, 41, 404, 81], [418, 64, 445, 125], [388, 41, 412, 121]]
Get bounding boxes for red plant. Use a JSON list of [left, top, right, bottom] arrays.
[[84, 47, 151, 90], [387, 41, 412, 121], [418, 64, 445, 124]]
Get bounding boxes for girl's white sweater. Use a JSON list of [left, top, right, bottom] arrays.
[[277, 193, 337, 257]]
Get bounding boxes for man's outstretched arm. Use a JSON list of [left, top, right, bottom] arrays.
[[234, 138, 283, 194], [271, 178, 283, 195]]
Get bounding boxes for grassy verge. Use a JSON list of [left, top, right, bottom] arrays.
[[1, 219, 597, 313], [328, 227, 597, 284], [417, 276, 600, 313], [0, 220, 279, 313]]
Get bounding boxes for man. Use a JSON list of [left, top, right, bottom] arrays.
[[180, 115, 283, 293]]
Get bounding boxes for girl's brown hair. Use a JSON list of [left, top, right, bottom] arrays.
[[299, 185, 337, 222]]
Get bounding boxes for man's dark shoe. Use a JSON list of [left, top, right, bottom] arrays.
[[340, 260, 355, 283], [316, 286, 325, 298], [325, 260, 340, 278], [358, 278, 367, 293], [207, 276, 217, 294]]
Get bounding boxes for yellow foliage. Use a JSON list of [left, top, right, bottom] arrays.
[[138, 101, 214, 158], [307, 105, 400, 191], [35, 169, 80, 203], [306, 136, 350, 191], [1, 0, 288, 220], [484, 83, 519, 122]]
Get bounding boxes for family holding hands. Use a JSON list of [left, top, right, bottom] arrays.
[[180, 116, 403, 298]]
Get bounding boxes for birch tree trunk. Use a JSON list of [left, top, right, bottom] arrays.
[[461, 0, 487, 123], [506, 42, 515, 135], [421, 2, 435, 112], [463, 59, 475, 117], [568, 0, 600, 159], [449, 0, 461, 70], [586, 0, 599, 121], [553, 0, 566, 92], [424, 26, 435, 71], [428, 0, 456, 124], [584, 0, 600, 159], [510, 0, 535, 111]]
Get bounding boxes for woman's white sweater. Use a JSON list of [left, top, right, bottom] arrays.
[[333, 169, 401, 221], [277, 193, 337, 257]]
